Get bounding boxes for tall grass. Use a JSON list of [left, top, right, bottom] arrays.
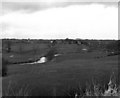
[[65, 72, 119, 97], [3, 80, 31, 97]]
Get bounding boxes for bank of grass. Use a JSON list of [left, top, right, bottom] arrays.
[[2, 80, 31, 97], [2, 72, 119, 97], [66, 72, 119, 97]]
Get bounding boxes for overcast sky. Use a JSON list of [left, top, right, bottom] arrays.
[[0, 0, 119, 39]]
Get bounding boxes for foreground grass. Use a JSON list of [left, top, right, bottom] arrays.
[[66, 72, 119, 97], [2, 72, 119, 97], [2, 52, 119, 97], [3, 80, 31, 97]]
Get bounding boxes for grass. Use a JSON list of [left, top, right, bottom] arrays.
[[2, 73, 119, 97], [65, 72, 120, 97], [2, 51, 119, 96], [3, 80, 31, 97], [2, 40, 119, 97]]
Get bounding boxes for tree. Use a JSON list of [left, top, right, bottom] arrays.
[[45, 47, 58, 61], [6, 41, 12, 53]]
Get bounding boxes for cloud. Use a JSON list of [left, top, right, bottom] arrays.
[[2, 0, 119, 2], [1, 4, 118, 39], [1, 1, 118, 15], [2, 2, 44, 14]]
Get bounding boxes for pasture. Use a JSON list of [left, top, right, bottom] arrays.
[[2, 52, 118, 96], [0, 53, 2, 97], [2, 39, 119, 96], [0, 39, 2, 97]]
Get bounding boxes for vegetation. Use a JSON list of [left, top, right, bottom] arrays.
[[3, 80, 31, 97], [66, 72, 119, 97], [2, 73, 119, 97], [2, 39, 119, 96], [45, 47, 58, 61], [2, 58, 9, 77], [106, 41, 120, 52], [6, 41, 12, 53]]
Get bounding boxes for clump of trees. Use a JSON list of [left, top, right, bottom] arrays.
[[106, 41, 120, 53], [106, 41, 120, 52]]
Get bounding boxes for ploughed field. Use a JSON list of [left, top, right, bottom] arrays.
[[2, 51, 118, 96]]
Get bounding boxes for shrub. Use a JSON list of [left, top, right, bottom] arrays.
[[6, 41, 12, 53], [2, 58, 8, 77], [45, 47, 58, 61]]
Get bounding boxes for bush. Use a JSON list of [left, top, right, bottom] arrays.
[[2, 58, 8, 77], [45, 48, 58, 61]]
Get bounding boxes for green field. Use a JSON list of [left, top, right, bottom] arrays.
[[2, 39, 119, 96], [2, 52, 118, 96]]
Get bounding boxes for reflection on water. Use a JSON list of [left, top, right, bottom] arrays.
[[54, 54, 61, 57], [9, 55, 14, 58], [20, 54, 62, 65], [36, 57, 47, 64], [20, 57, 47, 65]]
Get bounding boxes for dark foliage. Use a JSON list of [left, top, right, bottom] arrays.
[[45, 48, 58, 61], [106, 41, 120, 52], [6, 41, 12, 53], [2, 58, 9, 77]]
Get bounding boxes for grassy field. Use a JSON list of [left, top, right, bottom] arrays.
[[0, 53, 2, 76], [2, 39, 119, 96], [2, 51, 118, 96], [0, 52, 2, 97]]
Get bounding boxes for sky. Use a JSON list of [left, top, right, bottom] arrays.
[[0, 0, 119, 39]]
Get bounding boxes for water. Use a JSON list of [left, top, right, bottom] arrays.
[[36, 57, 47, 63], [20, 56, 47, 65], [20, 54, 62, 65], [54, 54, 61, 57], [9, 55, 14, 58]]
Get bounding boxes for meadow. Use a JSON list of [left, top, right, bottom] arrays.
[[1, 39, 119, 96]]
